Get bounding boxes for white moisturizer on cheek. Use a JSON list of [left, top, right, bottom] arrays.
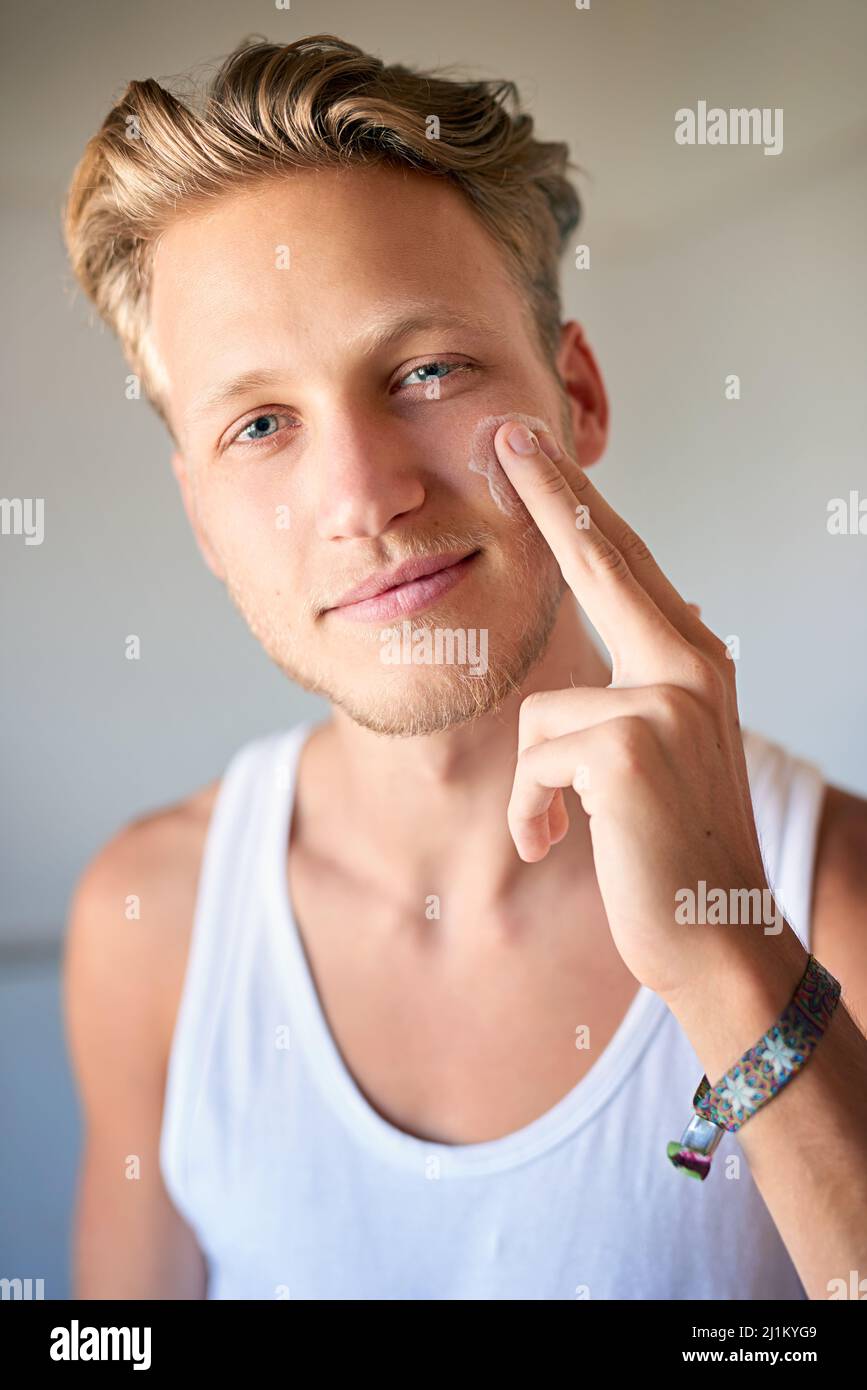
[[467, 413, 553, 517]]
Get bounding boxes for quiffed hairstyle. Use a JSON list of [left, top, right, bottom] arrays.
[[63, 33, 582, 431]]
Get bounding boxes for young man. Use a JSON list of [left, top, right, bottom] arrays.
[[62, 34, 867, 1300]]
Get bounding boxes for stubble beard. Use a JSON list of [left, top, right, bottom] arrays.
[[225, 515, 568, 739]]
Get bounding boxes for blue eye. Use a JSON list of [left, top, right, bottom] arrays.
[[236, 413, 281, 443], [400, 360, 463, 387]]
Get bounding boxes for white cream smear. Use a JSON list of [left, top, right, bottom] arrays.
[[467, 412, 553, 517]]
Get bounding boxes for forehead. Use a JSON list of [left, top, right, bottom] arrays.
[[149, 164, 532, 423]]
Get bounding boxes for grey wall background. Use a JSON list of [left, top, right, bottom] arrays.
[[2, 0, 865, 1296]]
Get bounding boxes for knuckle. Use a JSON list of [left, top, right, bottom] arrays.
[[518, 690, 547, 739], [607, 715, 652, 772], [585, 535, 629, 579], [715, 649, 738, 696], [514, 741, 547, 787], [707, 634, 731, 665], [683, 651, 723, 699], [719, 641, 739, 677], [520, 690, 547, 718], [513, 745, 533, 782], [653, 683, 690, 722], [614, 522, 654, 567], [533, 465, 572, 499]]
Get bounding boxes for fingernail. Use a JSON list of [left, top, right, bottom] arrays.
[[536, 427, 562, 461], [507, 423, 538, 455]]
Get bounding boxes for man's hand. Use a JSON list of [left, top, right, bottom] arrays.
[[493, 416, 867, 1300], [494, 419, 797, 1005]]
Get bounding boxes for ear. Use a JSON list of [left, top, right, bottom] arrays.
[[170, 451, 226, 581], [555, 321, 609, 468]]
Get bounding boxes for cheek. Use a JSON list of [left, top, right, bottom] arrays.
[[199, 475, 291, 573], [467, 412, 554, 517]]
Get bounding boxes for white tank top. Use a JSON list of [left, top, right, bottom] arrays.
[[159, 720, 826, 1300]]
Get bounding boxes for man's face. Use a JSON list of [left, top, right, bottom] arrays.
[[150, 164, 574, 736]]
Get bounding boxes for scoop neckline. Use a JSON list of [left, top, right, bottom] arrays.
[[265, 718, 669, 1176]]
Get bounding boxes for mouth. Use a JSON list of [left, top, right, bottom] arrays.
[[326, 549, 481, 623]]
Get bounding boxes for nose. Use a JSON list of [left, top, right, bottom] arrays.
[[312, 408, 426, 541]]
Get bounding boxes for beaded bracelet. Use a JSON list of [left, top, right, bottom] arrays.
[[667, 953, 841, 1180]]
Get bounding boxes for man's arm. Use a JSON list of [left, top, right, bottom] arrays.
[[62, 809, 211, 1300], [812, 786, 867, 1025], [491, 418, 867, 1302], [669, 782, 867, 1301]]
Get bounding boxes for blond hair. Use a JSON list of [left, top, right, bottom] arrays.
[[63, 33, 582, 434]]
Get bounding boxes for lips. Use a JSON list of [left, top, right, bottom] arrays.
[[330, 550, 477, 609], [327, 549, 480, 623]]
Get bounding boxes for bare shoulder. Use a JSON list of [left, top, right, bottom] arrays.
[[62, 774, 224, 1297], [63, 775, 221, 1075], [811, 783, 867, 1024]]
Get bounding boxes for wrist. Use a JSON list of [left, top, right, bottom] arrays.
[[662, 927, 810, 1082]]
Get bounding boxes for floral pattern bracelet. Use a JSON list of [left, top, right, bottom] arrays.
[[667, 953, 842, 1180]]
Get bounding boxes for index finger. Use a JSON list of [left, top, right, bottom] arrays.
[[532, 426, 726, 660], [494, 421, 682, 673]]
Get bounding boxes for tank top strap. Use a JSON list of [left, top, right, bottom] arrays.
[[741, 726, 827, 952], [159, 721, 317, 1210]]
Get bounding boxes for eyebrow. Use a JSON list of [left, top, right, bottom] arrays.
[[185, 306, 510, 425]]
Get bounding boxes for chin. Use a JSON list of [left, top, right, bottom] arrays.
[[327, 666, 516, 738], [309, 595, 565, 738]]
